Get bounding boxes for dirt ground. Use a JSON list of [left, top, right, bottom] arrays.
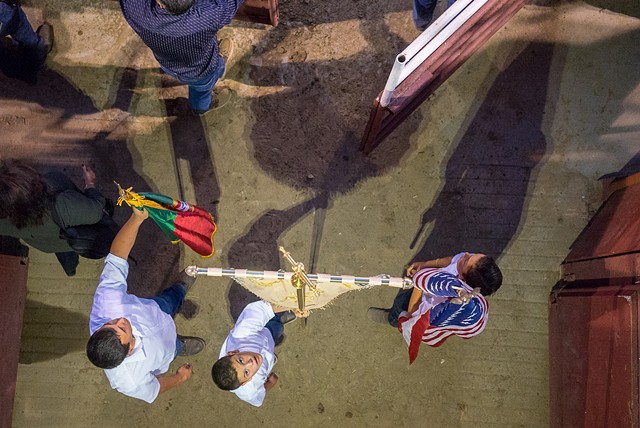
[[3, 0, 640, 427]]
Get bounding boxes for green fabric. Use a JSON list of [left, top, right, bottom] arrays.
[[146, 208, 179, 241]]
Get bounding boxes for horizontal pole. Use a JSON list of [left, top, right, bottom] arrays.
[[191, 267, 414, 289]]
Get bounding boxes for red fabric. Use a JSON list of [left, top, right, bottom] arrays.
[[173, 211, 217, 257]]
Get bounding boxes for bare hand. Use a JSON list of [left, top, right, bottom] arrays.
[[177, 363, 193, 382], [406, 262, 425, 277], [81, 164, 96, 189], [293, 308, 310, 318], [265, 372, 278, 390], [131, 206, 149, 220], [451, 287, 481, 305]]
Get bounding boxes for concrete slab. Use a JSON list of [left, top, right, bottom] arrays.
[[2, 0, 639, 426]]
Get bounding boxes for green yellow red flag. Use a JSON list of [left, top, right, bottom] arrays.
[[117, 185, 216, 257]]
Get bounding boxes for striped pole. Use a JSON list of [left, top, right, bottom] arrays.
[[187, 266, 414, 289]]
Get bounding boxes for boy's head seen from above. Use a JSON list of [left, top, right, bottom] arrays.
[[212, 350, 263, 390]]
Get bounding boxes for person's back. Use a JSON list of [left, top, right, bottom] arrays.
[[119, 0, 239, 80], [0, 164, 104, 253]]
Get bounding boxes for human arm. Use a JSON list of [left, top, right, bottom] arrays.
[[406, 256, 455, 277], [109, 207, 148, 260], [230, 301, 275, 339], [158, 363, 192, 395], [264, 373, 278, 392], [407, 287, 423, 314], [81, 164, 96, 190]]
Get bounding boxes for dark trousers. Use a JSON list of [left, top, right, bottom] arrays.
[[151, 283, 187, 356], [388, 288, 413, 327], [265, 313, 286, 344], [0, 2, 47, 80]]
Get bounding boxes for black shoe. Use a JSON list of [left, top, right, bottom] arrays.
[[36, 23, 54, 53], [177, 335, 205, 356], [178, 267, 197, 293], [367, 307, 391, 325], [277, 311, 297, 325]]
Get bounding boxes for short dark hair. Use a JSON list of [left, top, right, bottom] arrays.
[[86, 328, 129, 369], [463, 256, 503, 296], [0, 158, 49, 229], [158, 0, 194, 15], [211, 356, 241, 390]]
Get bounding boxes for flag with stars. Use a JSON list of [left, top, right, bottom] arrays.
[[399, 269, 488, 364]]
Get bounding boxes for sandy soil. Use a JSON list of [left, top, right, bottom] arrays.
[[4, 0, 640, 426]]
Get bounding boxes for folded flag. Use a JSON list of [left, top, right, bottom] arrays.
[[399, 269, 488, 364], [117, 185, 217, 257]]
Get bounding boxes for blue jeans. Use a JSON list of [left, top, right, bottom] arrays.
[[0, 2, 47, 69], [164, 57, 226, 113], [388, 288, 412, 327], [265, 313, 285, 344], [151, 283, 187, 357], [413, 0, 456, 31]]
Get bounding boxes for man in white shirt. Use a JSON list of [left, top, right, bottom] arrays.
[[211, 301, 302, 406], [86, 207, 205, 403]]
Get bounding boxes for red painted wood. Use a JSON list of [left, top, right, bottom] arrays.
[[361, 0, 527, 154], [549, 286, 639, 428], [234, 0, 279, 26], [565, 180, 640, 263], [0, 254, 29, 428]]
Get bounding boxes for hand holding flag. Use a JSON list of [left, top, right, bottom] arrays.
[[116, 184, 217, 257]]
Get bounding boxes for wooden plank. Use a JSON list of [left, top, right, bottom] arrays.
[[361, 0, 527, 154], [234, 0, 279, 26], [549, 286, 639, 428], [564, 180, 640, 263], [0, 253, 29, 428]]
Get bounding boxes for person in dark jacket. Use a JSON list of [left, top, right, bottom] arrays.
[[0, 159, 108, 276]]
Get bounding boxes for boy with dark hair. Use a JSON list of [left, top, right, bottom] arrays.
[[369, 252, 502, 363], [87, 207, 205, 402], [212, 301, 303, 406]]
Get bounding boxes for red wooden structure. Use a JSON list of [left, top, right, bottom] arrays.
[[0, 239, 29, 428], [550, 173, 640, 427], [360, 0, 526, 154], [235, 0, 279, 27]]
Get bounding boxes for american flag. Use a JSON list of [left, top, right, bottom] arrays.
[[399, 268, 488, 364]]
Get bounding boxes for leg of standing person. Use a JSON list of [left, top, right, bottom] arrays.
[[412, 0, 439, 31], [151, 272, 204, 357], [387, 288, 413, 327], [54, 251, 79, 276], [368, 288, 412, 326], [0, 3, 52, 69], [187, 39, 233, 114], [265, 315, 285, 346]]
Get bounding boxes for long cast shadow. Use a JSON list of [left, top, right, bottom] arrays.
[[0, 65, 180, 295], [409, 42, 556, 264], [223, 16, 423, 316]]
